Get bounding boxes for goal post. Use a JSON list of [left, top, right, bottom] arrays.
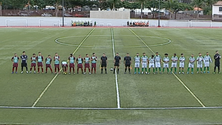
[[6, 19, 28, 27], [39, 20, 60, 27]]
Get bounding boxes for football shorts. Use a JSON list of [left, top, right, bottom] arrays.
[[204, 62, 209, 67], [149, 63, 155, 68], [142, 63, 147, 68], [188, 63, 194, 68], [155, 62, 161, 68], [179, 62, 185, 68], [171, 63, 177, 68], [163, 63, 169, 68], [135, 63, 140, 68]]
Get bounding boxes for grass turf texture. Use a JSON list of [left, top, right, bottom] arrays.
[[0, 27, 222, 124]]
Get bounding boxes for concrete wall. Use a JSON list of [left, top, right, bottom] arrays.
[[90, 11, 130, 19], [1, 17, 222, 27]]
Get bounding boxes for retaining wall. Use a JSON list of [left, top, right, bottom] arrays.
[[1, 17, 222, 27]]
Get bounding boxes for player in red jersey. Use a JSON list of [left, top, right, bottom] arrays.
[[76, 55, 83, 74], [36, 52, 44, 73], [11, 53, 19, 74], [45, 55, 53, 73], [84, 54, 91, 74], [68, 54, 75, 74], [30, 53, 37, 73], [91, 53, 97, 74], [54, 53, 60, 74]]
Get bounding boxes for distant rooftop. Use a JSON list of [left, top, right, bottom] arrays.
[[214, 1, 222, 6]]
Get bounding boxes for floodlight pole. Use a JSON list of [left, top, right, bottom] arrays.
[[62, 0, 65, 27], [158, 0, 160, 27]]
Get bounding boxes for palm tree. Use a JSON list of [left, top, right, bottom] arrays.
[[55, 0, 59, 17], [110, 0, 119, 10], [137, 0, 146, 18], [164, 0, 174, 19], [148, 0, 159, 19]]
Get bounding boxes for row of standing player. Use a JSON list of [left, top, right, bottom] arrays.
[[98, 51, 220, 74], [11, 51, 99, 74], [11, 51, 221, 74], [130, 51, 221, 74]]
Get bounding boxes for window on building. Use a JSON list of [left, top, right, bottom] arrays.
[[219, 7, 222, 11]]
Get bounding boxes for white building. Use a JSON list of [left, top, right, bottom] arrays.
[[212, 1, 222, 21]]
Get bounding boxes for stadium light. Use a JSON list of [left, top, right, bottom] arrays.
[[62, 0, 65, 27], [158, 0, 160, 27]]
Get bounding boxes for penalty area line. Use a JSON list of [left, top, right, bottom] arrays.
[[31, 28, 95, 107], [128, 28, 206, 108]]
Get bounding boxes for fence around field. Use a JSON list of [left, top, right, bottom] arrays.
[[1, 17, 222, 27]]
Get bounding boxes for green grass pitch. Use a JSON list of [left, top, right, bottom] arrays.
[[1, 27, 222, 124]]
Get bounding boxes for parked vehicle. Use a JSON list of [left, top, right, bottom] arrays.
[[64, 13, 73, 17], [41, 13, 52, 17], [74, 13, 85, 17], [18, 11, 29, 16]]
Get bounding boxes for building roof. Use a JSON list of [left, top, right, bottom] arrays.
[[194, 7, 203, 11], [214, 1, 222, 6]]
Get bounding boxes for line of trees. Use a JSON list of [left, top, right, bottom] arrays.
[[0, 0, 220, 15]]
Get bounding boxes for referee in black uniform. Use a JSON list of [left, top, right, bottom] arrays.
[[124, 53, 131, 74], [113, 53, 121, 74], [214, 50, 221, 74], [100, 53, 107, 74], [20, 51, 28, 74]]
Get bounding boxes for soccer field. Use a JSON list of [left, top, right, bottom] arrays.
[[1, 27, 222, 124]]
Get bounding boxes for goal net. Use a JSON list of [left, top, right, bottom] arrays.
[[6, 19, 28, 27], [39, 20, 60, 27]]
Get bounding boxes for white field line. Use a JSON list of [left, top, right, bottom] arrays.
[[111, 28, 121, 109], [31, 28, 95, 107], [128, 28, 206, 107], [172, 74, 205, 107], [55, 35, 171, 47], [1, 106, 222, 110]]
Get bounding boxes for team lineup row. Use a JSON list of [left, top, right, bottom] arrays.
[[11, 51, 221, 75]]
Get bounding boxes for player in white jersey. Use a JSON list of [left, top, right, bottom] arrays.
[[141, 53, 148, 74], [162, 53, 170, 73], [134, 53, 141, 74], [179, 53, 185, 74], [148, 55, 155, 74], [203, 52, 212, 73], [154, 52, 161, 74], [187, 54, 195, 74], [171, 53, 178, 74], [196, 53, 204, 73]]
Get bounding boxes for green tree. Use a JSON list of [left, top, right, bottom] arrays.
[[0, 0, 61, 9], [164, 0, 174, 19], [164, 0, 192, 19], [108, 0, 120, 10], [35, 0, 47, 9], [123, 1, 140, 9], [147, 0, 160, 18], [137, 0, 147, 18], [202, 0, 219, 15], [0, 0, 25, 9]]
